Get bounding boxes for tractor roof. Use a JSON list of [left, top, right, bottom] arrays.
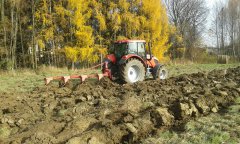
[[115, 40, 146, 43]]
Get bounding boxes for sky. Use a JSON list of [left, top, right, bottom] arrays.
[[206, 0, 218, 7], [204, 0, 228, 47]]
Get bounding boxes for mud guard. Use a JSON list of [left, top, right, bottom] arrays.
[[118, 54, 146, 66]]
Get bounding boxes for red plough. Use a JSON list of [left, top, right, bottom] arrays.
[[44, 62, 112, 86]]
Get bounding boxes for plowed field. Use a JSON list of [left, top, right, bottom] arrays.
[[0, 67, 239, 144]]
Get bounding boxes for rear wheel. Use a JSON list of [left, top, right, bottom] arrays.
[[120, 59, 145, 83], [153, 66, 168, 80]]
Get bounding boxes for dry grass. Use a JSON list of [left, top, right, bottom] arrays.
[[0, 64, 239, 93]]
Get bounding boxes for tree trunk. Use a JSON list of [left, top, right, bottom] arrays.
[[215, 16, 220, 54], [231, 26, 236, 57], [1, 0, 7, 60], [71, 62, 74, 70], [13, 7, 18, 69], [10, 4, 14, 69], [19, 13, 26, 68], [31, 0, 37, 69]]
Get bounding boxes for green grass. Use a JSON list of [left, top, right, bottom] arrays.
[[0, 67, 100, 93], [0, 64, 239, 93], [143, 98, 240, 144], [166, 63, 240, 77]]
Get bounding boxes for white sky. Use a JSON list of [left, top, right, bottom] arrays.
[[204, 0, 228, 47], [206, 0, 218, 7]]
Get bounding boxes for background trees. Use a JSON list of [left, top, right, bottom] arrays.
[[211, 0, 240, 59], [164, 0, 208, 61], [0, 0, 170, 69], [1, 0, 238, 70]]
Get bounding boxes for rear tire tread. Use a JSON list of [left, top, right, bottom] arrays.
[[119, 58, 145, 83]]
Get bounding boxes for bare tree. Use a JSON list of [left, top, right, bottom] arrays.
[[227, 0, 237, 57], [0, 0, 8, 61], [212, 0, 240, 59], [236, 0, 240, 54], [219, 8, 228, 55], [164, 0, 208, 60], [211, 1, 223, 53]]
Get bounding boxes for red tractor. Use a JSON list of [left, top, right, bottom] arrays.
[[44, 40, 168, 85], [102, 40, 168, 83]]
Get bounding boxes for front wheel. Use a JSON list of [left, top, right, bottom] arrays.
[[120, 59, 145, 83], [153, 66, 168, 80]]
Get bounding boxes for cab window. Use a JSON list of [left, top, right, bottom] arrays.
[[128, 42, 138, 54], [138, 42, 145, 57]]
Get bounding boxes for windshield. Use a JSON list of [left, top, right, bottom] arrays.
[[114, 43, 128, 59], [128, 42, 146, 57], [128, 42, 138, 54]]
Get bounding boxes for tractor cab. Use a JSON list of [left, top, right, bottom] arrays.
[[113, 40, 147, 60]]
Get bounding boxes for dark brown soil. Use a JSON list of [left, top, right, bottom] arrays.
[[0, 67, 239, 144]]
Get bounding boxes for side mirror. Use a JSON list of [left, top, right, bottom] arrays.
[[146, 54, 151, 60]]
